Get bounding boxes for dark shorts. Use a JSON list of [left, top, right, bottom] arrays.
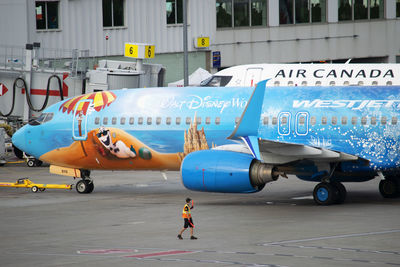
[[183, 218, 194, 228]]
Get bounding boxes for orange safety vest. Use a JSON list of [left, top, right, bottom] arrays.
[[182, 203, 191, 218]]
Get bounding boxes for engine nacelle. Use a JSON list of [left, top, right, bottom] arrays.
[[181, 150, 278, 193]]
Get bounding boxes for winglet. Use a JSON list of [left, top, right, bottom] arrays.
[[228, 79, 269, 140]]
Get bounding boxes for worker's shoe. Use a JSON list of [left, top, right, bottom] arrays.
[[190, 236, 198, 240], [177, 234, 183, 240]]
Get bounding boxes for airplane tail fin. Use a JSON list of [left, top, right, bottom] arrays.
[[227, 79, 268, 140]]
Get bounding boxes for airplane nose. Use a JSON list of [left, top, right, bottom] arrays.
[[12, 125, 27, 153]]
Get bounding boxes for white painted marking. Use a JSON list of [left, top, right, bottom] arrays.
[[263, 229, 400, 245], [291, 195, 313, 200]]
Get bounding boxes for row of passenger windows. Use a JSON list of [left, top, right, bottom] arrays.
[[95, 115, 398, 127], [262, 116, 399, 126], [94, 116, 223, 126], [273, 80, 394, 86]]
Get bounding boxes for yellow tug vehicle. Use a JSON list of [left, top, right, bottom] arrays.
[[0, 178, 72, 193]]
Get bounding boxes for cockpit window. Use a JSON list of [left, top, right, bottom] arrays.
[[28, 113, 54, 126], [200, 75, 232, 87]]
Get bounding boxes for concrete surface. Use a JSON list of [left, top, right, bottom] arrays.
[[0, 160, 399, 267]]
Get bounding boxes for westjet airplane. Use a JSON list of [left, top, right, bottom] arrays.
[[12, 80, 400, 205]]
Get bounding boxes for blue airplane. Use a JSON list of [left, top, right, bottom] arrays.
[[12, 80, 400, 204]]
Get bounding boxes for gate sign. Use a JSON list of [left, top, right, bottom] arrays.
[[124, 43, 155, 59], [0, 83, 8, 96], [195, 37, 210, 48]]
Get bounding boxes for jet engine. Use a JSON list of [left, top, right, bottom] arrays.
[[181, 150, 279, 193]]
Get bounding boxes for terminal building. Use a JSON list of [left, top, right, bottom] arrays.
[[0, 0, 399, 83]]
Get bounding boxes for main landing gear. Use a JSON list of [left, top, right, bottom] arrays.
[[75, 170, 94, 194], [379, 177, 400, 198], [313, 181, 347, 205]]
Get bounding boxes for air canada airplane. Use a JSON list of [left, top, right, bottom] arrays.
[[12, 80, 400, 205]]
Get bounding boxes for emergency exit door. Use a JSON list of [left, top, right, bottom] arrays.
[[244, 68, 263, 87]]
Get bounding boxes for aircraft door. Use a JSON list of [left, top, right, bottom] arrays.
[[244, 68, 263, 87], [72, 99, 94, 141], [296, 112, 309, 136], [278, 112, 291, 136]]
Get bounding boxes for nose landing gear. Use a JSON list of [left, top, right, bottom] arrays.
[[75, 170, 94, 194]]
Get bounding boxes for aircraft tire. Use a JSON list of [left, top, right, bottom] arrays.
[[313, 182, 337, 205], [31, 186, 39, 193], [34, 160, 43, 167], [379, 179, 399, 198], [27, 159, 35, 167], [76, 180, 94, 194], [331, 181, 347, 204], [87, 181, 94, 193]]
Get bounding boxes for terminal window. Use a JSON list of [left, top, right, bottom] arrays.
[[280, 0, 326, 25], [35, 1, 59, 30], [166, 0, 183, 24], [103, 0, 124, 27], [338, 0, 384, 21], [216, 0, 267, 28]]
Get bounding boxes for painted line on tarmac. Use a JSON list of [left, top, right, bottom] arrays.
[[260, 229, 400, 245], [78, 249, 138, 254], [125, 250, 193, 258], [273, 244, 400, 256]]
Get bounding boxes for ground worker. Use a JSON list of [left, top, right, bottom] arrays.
[[177, 197, 198, 240]]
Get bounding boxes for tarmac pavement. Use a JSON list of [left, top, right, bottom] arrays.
[[0, 157, 399, 267]]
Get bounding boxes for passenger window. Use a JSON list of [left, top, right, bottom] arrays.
[[274, 81, 280, 86], [103, 117, 108, 125], [372, 81, 378, 85], [120, 117, 126, 125], [156, 117, 161, 125], [288, 81, 294, 86], [310, 116, 316, 125], [263, 116, 268, 125], [387, 81, 393, 86], [186, 117, 191, 125], [147, 117, 152, 125], [351, 117, 357, 125], [196, 117, 201, 124], [329, 81, 335, 86], [235, 117, 240, 125], [371, 117, 376, 125], [361, 117, 367, 125], [112, 117, 117, 125], [166, 117, 171, 125], [392, 117, 397, 125], [381, 116, 387, 125], [358, 81, 364, 86], [315, 81, 321, 86], [301, 81, 307, 86], [341, 116, 347, 125], [343, 81, 350, 85], [299, 116, 305, 125], [138, 117, 143, 125], [215, 117, 221, 125], [176, 117, 181, 125], [322, 117, 327, 125], [281, 116, 287, 125], [205, 117, 211, 124], [272, 117, 277, 125], [332, 116, 337, 125], [129, 117, 134, 125], [95, 117, 100, 125]]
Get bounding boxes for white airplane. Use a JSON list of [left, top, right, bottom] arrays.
[[201, 63, 399, 87]]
